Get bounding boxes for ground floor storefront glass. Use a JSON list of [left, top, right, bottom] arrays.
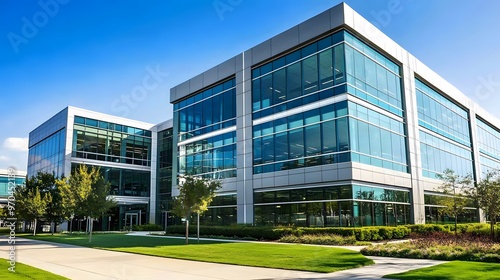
[[254, 184, 410, 227], [424, 193, 478, 224]]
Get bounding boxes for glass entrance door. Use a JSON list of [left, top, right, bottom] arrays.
[[124, 213, 139, 228]]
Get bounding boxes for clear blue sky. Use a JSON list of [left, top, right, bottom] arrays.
[[1, 0, 500, 171]]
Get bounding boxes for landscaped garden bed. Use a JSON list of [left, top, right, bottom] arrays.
[[361, 231, 500, 262]]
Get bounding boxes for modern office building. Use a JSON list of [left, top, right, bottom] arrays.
[[169, 2, 500, 227], [27, 106, 171, 230], [0, 168, 26, 204], [28, 3, 500, 228]]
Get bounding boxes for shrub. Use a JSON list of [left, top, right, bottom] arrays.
[[279, 234, 358, 245], [404, 224, 449, 235], [163, 225, 412, 241], [165, 225, 285, 240]]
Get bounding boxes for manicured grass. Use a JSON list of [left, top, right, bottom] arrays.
[[0, 258, 68, 279], [23, 233, 373, 273], [385, 261, 500, 280]]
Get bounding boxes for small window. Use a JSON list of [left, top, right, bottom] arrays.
[[74, 116, 85, 125], [86, 118, 98, 127]]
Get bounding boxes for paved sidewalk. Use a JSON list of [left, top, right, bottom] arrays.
[[1, 235, 446, 280]]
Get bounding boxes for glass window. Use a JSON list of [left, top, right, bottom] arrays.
[[322, 120, 336, 153], [333, 44, 345, 84], [305, 124, 321, 156], [337, 118, 349, 151], [273, 69, 286, 105], [289, 128, 304, 159], [319, 49, 333, 89], [252, 79, 261, 111], [286, 62, 302, 101], [261, 74, 273, 108], [74, 116, 85, 125], [86, 118, 98, 127], [303, 55, 319, 95], [274, 132, 288, 162]]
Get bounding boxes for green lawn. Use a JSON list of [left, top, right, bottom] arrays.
[[0, 227, 10, 235], [23, 233, 373, 273], [0, 258, 68, 280], [385, 261, 500, 280]]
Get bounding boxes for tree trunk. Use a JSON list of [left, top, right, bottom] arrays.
[[89, 218, 93, 243], [70, 218, 73, 234], [185, 218, 189, 245], [33, 219, 37, 236], [491, 219, 496, 240], [51, 221, 55, 235], [454, 215, 458, 237]]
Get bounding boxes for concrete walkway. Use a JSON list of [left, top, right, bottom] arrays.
[[1, 235, 446, 280]]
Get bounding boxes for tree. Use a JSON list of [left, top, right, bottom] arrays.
[[436, 169, 472, 235], [81, 175, 116, 242], [57, 178, 76, 234], [57, 166, 95, 234], [0, 206, 7, 223], [172, 175, 221, 244], [464, 170, 500, 239], [15, 186, 51, 236], [58, 165, 116, 242], [26, 173, 64, 235]]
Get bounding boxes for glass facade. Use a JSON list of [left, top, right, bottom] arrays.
[[27, 129, 66, 178], [349, 102, 407, 172], [344, 32, 403, 116], [178, 131, 236, 179], [251, 30, 406, 175], [253, 101, 350, 174], [156, 128, 173, 222], [415, 79, 473, 178], [73, 116, 152, 166], [175, 79, 236, 142], [200, 193, 237, 226], [254, 184, 410, 227], [70, 163, 150, 197], [253, 100, 408, 174], [251, 30, 403, 120], [175, 78, 237, 179], [0, 176, 25, 196], [424, 193, 478, 224], [420, 131, 473, 178], [476, 119, 500, 175], [416, 79, 471, 146]]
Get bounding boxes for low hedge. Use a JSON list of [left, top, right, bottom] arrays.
[[166, 225, 290, 240], [159, 222, 500, 242], [164, 225, 410, 241], [161, 223, 495, 241], [279, 234, 360, 246], [301, 226, 410, 241], [403, 223, 499, 238]]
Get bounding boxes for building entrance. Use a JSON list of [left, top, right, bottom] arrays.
[[124, 211, 141, 228]]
